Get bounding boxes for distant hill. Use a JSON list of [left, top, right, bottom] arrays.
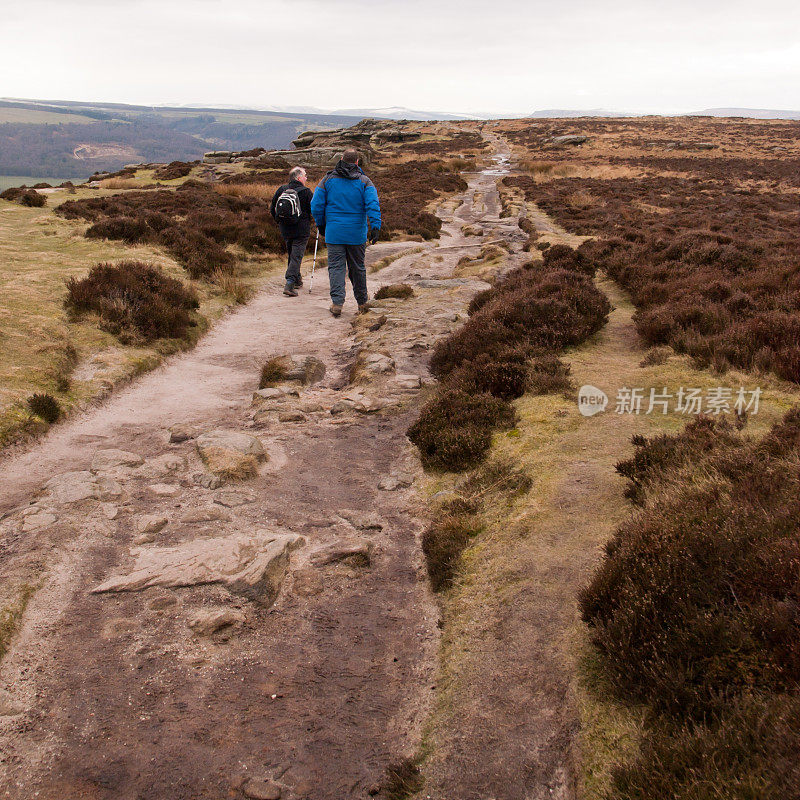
[[693, 107, 800, 120], [0, 98, 360, 179]]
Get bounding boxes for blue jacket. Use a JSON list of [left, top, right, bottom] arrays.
[[311, 160, 381, 245]]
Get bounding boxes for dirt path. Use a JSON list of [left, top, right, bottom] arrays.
[[0, 145, 525, 799]]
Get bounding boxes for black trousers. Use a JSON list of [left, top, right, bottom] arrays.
[[284, 236, 309, 285]]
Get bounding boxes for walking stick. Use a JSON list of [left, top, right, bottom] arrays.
[[309, 229, 319, 294]]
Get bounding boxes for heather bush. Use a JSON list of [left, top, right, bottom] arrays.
[[56, 182, 281, 277], [19, 189, 46, 207], [422, 514, 482, 592], [65, 261, 199, 341], [608, 696, 800, 800], [407, 388, 515, 471], [580, 409, 800, 716], [85, 215, 153, 244], [506, 173, 800, 383], [153, 160, 195, 180], [27, 393, 61, 423]]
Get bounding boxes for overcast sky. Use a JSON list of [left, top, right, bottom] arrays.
[[3, 0, 799, 114]]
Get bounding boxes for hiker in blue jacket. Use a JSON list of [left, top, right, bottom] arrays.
[[310, 148, 381, 317]]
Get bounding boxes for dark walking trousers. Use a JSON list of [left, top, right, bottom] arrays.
[[326, 243, 368, 306], [284, 236, 309, 286]]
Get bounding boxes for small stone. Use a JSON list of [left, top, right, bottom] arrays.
[[0, 695, 24, 717], [310, 539, 373, 567], [292, 569, 324, 597], [378, 473, 413, 491], [148, 483, 179, 497], [338, 510, 384, 531], [213, 490, 256, 508], [168, 424, 196, 443], [194, 472, 223, 490], [243, 778, 282, 800], [278, 410, 306, 423], [138, 454, 186, 479], [100, 503, 120, 520], [330, 400, 353, 415], [252, 388, 285, 404], [21, 511, 57, 532], [91, 449, 144, 473], [147, 595, 178, 611], [94, 476, 123, 501], [353, 397, 387, 414], [138, 514, 168, 535], [394, 374, 421, 389], [181, 506, 231, 523], [187, 608, 245, 636]]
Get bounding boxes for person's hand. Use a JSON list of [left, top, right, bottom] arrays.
[[368, 228, 380, 245]]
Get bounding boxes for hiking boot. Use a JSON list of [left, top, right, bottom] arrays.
[[358, 302, 371, 314], [295, 276, 303, 287], [330, 304, 343, 317], [283, 282, 298, 297]]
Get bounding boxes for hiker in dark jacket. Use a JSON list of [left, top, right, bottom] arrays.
[[310, 149, 381, 316], [270, 166, 313, 297]]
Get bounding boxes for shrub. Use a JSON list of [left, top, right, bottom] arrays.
[[374, 283, 414, 300], [607, 697, 800, 800], [27, 393, 61, 423], [449, 347, 532, 401], [65, 261, 199, 341], [1, 188, 46, 207], [407, 389, 515, 471], [85, 216, 152, 245], [422, 514, 481, 591], [580, 409, 800, 716], [153, 160, 194, 180]]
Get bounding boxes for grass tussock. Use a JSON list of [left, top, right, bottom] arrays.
[[259, 356, 289, 389], [380, 758, 424, 800], [374, 283, 414, 300], [0, 585, 35, 661], [65, 261, 199, 342]]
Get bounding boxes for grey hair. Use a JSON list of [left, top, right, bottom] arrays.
[[289, 166, 306, 180]]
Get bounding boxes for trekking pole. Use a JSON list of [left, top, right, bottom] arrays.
[[309, 229, 319, 294]]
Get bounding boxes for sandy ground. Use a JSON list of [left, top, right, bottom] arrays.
[[0, 141, 528, 799]]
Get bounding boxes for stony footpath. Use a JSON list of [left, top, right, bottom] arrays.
[[0, 144, 526, 799]]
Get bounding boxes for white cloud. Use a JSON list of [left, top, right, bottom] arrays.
[[1, 0, 799, 113]]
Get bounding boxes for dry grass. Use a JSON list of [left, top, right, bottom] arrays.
[[98, 178, 149, 190], [213, 182, 280, 201], [0, 194, 281, 448]]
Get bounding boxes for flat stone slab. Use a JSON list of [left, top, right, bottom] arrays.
[[416, 278, 473, 288], [91, 449, 144, 473], [44, 471, 122, 505], [92, 529, 304, 604]]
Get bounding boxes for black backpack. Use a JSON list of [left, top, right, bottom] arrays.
[[275, 186, 301, 221]]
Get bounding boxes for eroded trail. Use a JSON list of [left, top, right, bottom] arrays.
[[0, 146, 525, 799]]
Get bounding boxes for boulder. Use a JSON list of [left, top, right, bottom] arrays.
[[338, 509, 384, 531], [196, 430, 267, 480], [283, 355, 326, 385], [92, 529, 305, 605], [168, 424, 196, 443], [550, 134, 588, 146]]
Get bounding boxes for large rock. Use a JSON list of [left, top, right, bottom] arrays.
[[92, 529, 304, 604], [196, 430, 266, 480]]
